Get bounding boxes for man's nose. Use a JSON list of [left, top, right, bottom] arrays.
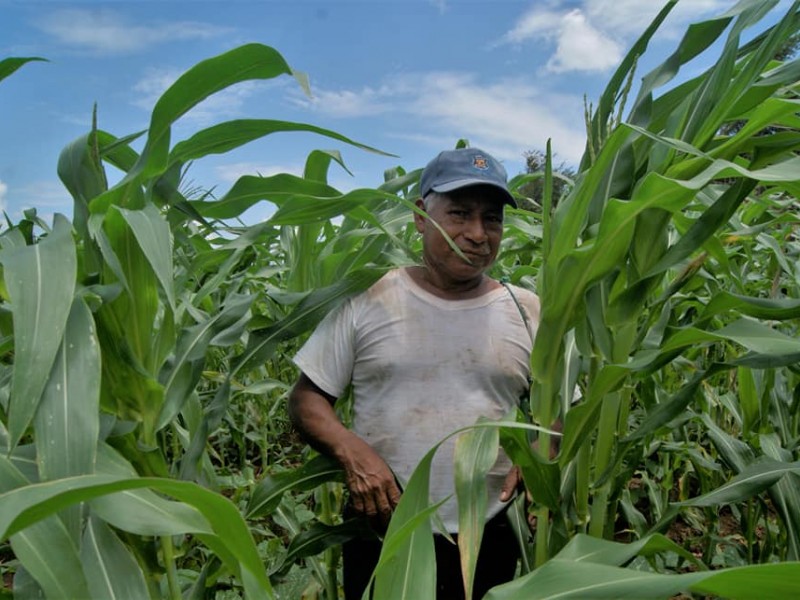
[[463, 216, 488, 243]]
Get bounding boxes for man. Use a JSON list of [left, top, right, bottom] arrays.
[[288, 147, 540, 599]]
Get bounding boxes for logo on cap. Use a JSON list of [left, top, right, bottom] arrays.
[[473, 155, 489, 170]]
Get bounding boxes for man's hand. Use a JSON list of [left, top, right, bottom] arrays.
[[499, 465, 522, 503], [340, 437, 402, 530], [500, 466, 537, 530], [288, 374, 402, 531]]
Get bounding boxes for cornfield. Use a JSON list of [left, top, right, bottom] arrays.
[[0, 1, 799, 598]]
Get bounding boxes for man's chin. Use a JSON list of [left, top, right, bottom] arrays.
[[450, 262, 489, 280]]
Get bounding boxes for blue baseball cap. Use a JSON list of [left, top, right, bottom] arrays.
[[420, 147, 516, 208]]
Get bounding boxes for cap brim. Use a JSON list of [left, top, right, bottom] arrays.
[[431, 179, 517, 208]]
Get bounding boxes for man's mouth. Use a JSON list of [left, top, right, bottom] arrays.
[[459, 250, 490, 262]]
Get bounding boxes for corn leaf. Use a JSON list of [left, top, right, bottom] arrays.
[[485, 557, 800, 600], [156, 293, 253, 431], [1, 214, 76, 450], [247, 454, 343, 518], [113, 203, 176, 312], [33, 297, 100, 541], [169, 118, 391, 166], [454, 423, 499, 599], [0, 455, 91, 598], [0, 57, 46, 83], [193, 173, 340, 219], [81, 515, 149, 600], [0, 474, 273, 599]]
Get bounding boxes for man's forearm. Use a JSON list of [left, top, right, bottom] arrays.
[[288, 373, 402, 523], [288, 378, 353, 463]]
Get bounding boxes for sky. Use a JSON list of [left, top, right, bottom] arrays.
[[0, 0, 790, 223]]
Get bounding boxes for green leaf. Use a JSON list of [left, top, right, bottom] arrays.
[[11, 522, 91, 599], [500, 425, 561, 510], [485, 557, 800, 600], [234, 267, 387, 374], [193, 174, 340, 219], [738, 365, 760, 433], [81, 515, 149, 600], [33, 297, 100, 541], [101, 205, 160, 366], [0, 474, 273, 599], [112, 203, 176, 312], [674, 458, 800, 508], [33, 298, 100, 478], [371, 420, 554, 599], [0, 57, 47, 83], [169, 118, 391, 166], [454, 423, 499, 600], [554, 532, 703, 569], [279, 519, 374, 573], [156, 293, 253, 431], [371, 449, 439, 600], [91, 444, 212, 536], [700, 291, 800, 322], [88, 44, 301, 212], [140, 44, 296, 180], [304, 149, 353, 182], [0, 214, 77, 450], [0, 456, 91, 598], [715, 317, 800, 355], [691, 563, 800, 600], [269, 188, 394, 225], [486, 557, 701, 599], [586, 0, 678, 161], [642, 179, 754, 280], [57, 132, 109, 246], [760, 434, 800, 560], [247, 454, 343, 518]]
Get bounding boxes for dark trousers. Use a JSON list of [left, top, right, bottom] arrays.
[[343, 510, 519, 600]]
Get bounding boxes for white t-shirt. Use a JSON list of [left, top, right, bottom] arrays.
[[293, 267, 540, 532]]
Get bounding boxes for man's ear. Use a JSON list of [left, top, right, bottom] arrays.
[[413, 198, 426, 233]]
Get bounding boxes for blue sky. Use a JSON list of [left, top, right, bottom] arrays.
[[0, 0, 788, 222]]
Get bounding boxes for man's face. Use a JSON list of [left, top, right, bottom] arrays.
[[414, 185, 505, 286]]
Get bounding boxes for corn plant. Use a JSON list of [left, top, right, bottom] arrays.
[[352, 1, 800, 598], [0, 43, 407, 598], [1, 1, 800, 598]]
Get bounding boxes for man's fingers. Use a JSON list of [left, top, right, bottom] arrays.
[[388, 481, 402, 508], [499, 466, 520, 502], [375, 490, 392, 516], [361, 494, 379, 518], [350, 492, 366, 515]]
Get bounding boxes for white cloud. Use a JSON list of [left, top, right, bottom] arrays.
[[0, 180, 7, 213], [298, 86, 391, 118], [585, 0, 730, 37], [546, 9, 623, 73], [498, 0, 730, 73], [498, 6, 621, 73], [37, 9, 231, 54], [297, 72, 587, 165], [409, 72, 587, 163], [500, 8, 564, 45]]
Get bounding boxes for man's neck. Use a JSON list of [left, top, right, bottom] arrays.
[[405, 266, 501, 300]]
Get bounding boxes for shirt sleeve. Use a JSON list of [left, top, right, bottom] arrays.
[[510, 284, 541, 341], [292, 299, 356, 399]]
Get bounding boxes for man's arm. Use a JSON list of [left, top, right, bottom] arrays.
[[288, 373, 401, 528]]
